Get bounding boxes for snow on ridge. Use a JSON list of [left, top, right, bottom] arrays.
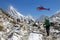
[[8, 5, 24, 19], [50, 10, 60, 22], [25, 15, 35, 21], [28, 33, 43, 40], [8, 5, 35, 21], [55, 10, 60, 14]]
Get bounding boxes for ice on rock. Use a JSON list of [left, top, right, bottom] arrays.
[[11, 33, 21, 40], [28, 33, 43, 40]]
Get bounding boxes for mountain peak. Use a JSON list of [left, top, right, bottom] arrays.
[[50, 10, 60, 23], [55, 10, 60, 14], [8, 6, 24, 19], [9, 5, 13, 10], [36, 15, 48, 23], [25, 15, 35, 22]]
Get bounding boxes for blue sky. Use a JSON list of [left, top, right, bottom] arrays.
[[0, 0, 60, 19]]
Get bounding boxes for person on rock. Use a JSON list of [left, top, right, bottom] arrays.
[[43, 18, 50, 36]]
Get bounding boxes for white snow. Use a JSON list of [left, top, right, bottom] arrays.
[[50, 28, 60, 33], [55, 10, 60, 14], [25, 15, 35, 22], [20, 28, 28, 36], [12, 35, 19, 40], [3, 21, 9, 26], [1, 37, 5, 40], [11, 33, 21, 40], [40, 24, 44, 30], [28, 33, 43, 40]]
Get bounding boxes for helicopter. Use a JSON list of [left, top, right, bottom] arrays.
[[37, 6, 50, 11]]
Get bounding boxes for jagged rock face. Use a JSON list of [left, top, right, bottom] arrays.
[[25, 15, 35, 24], [0, 8, 20, 40], [0, 7, 37, 40]]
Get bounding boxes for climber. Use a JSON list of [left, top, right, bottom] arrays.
[[43, 17, 50, 36]]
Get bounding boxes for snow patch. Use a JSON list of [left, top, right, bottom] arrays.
[[28, 33, 43, 40]]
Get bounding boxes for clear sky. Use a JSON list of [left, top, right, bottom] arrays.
[[0, 0, 60, 19]]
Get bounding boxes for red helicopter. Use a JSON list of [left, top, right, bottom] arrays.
[[37, 6, 50, 11]]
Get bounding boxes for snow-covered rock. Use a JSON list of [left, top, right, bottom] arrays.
[[8, 6, 24, 19], [28, 33, 43, 40], [50, 10, 60, 23]]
